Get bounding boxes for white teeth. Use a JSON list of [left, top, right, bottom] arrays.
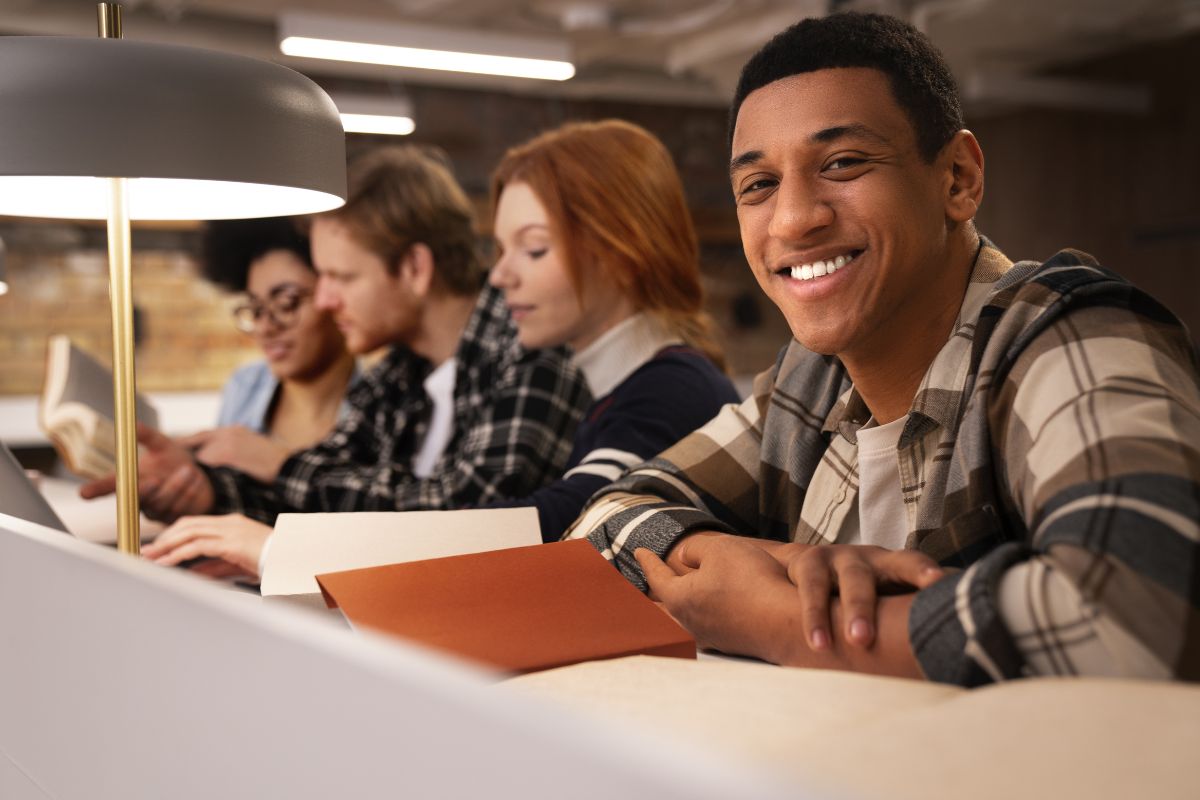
[[783, 252, 856, 282]]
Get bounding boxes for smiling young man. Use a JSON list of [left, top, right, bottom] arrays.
[[83, 146, 590, 577], [565, 13, 1200, 684]]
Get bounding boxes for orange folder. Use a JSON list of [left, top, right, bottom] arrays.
[[316, 539, 696, 674]]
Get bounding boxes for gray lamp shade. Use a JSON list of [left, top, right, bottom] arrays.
[[0, 36, 346, 220]]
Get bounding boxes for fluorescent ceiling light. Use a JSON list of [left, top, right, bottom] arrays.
[[340, 113, 415, 135], [334, 94, 416, 136], [279, 11, 575, 82]]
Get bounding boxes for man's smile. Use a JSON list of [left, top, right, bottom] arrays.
[[773, 248, 865, 282]]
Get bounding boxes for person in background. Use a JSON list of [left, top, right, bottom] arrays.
[[83, 145, 590, 579], [487, 120, 739, 540], [179, 217, 357, 476], [566, 13, 1200, 684]]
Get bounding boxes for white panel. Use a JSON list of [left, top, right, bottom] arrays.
[[0, 523, 797, 799]]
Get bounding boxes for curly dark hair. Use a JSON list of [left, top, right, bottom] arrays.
[[200, 217, 312, 292], [729, 12, 963, 162]]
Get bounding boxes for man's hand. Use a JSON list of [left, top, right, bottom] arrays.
[[662, 529, 724, 575], [778, 544, 943, 651], [638, 535, 800, 664], [660, 534, 943, 651], [79, 423, 215, 522], [142, 513, 272, 580], [639, 534, 936, 678], [177, 426, 290, 484]]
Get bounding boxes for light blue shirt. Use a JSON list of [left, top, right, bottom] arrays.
[[216, 360, 358, 432]]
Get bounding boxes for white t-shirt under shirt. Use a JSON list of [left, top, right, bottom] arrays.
[[412, 357, 457, 479], [838, 415, 909, 550]]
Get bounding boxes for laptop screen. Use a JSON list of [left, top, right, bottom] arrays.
[[0, 442, 70, 533]]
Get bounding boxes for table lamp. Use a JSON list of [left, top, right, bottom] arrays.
[[0, 4, 347, 554]]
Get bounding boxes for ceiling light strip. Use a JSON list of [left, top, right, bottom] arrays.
[[281, 36, 575, 81], [340, 113, 415, 136]]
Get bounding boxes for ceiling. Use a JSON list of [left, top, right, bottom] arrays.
[[1, 0, 1198, 109]]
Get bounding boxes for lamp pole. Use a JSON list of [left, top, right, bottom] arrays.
[[98, 2, 141, 555]]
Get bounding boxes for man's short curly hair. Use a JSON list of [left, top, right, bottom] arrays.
[[729, 12, 963, 162], [200, 217, 311, 292]]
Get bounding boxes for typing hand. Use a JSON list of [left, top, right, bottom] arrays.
[[142, 513, 271, 580]]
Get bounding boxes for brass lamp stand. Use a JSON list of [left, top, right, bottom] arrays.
[[97, 4, 142, 554]]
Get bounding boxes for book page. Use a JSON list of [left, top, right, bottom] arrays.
[[39, 336, 159, 478], [43, 335, 158, 427]]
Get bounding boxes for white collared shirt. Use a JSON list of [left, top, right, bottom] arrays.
[[572, 313, 681, 399]]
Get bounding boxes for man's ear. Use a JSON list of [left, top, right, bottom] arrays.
[[943, 130, 985, 224], [397, 243, 436, 298]]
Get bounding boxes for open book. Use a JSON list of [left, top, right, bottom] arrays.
[[38, 335, 158, 479]]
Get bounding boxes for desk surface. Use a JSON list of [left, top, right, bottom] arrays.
[[38, 474, 164, 544], [507, 655, 1200, 800]]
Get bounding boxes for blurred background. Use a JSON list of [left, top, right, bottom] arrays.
[[0, 0, 1197, 444]]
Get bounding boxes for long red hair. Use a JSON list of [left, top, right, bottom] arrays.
[[491, 119, 725, 369]]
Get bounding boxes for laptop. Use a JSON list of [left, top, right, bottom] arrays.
[[0, 441, 255, 592], [0, 440, 70, 533]]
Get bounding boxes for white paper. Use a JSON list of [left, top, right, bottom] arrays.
[[261, 507, 541, 599]]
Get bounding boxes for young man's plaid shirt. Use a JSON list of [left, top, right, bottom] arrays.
[[567, 240, 1200, 685]]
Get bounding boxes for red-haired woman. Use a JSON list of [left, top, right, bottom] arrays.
[[488, 119, 739, 540]]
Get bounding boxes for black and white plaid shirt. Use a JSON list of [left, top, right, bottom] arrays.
[[206, 285, 590, 522]]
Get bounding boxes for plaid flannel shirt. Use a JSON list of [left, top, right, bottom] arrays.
[[207, 285, 590, 522], [566, 240, 1200, 686]]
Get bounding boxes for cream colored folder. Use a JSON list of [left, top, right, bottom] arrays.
[[260, 507, 541, 608]]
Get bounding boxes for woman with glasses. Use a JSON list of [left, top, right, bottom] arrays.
[[183, 217, 357, 472], [487, 119, 740, 540]]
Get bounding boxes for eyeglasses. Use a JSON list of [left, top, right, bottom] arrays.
[[232, 284, 313, 334]]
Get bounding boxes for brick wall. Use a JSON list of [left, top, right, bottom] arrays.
[[0, 225, 257, 395]]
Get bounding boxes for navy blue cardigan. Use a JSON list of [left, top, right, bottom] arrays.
[[492, 346, 739, 541]]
